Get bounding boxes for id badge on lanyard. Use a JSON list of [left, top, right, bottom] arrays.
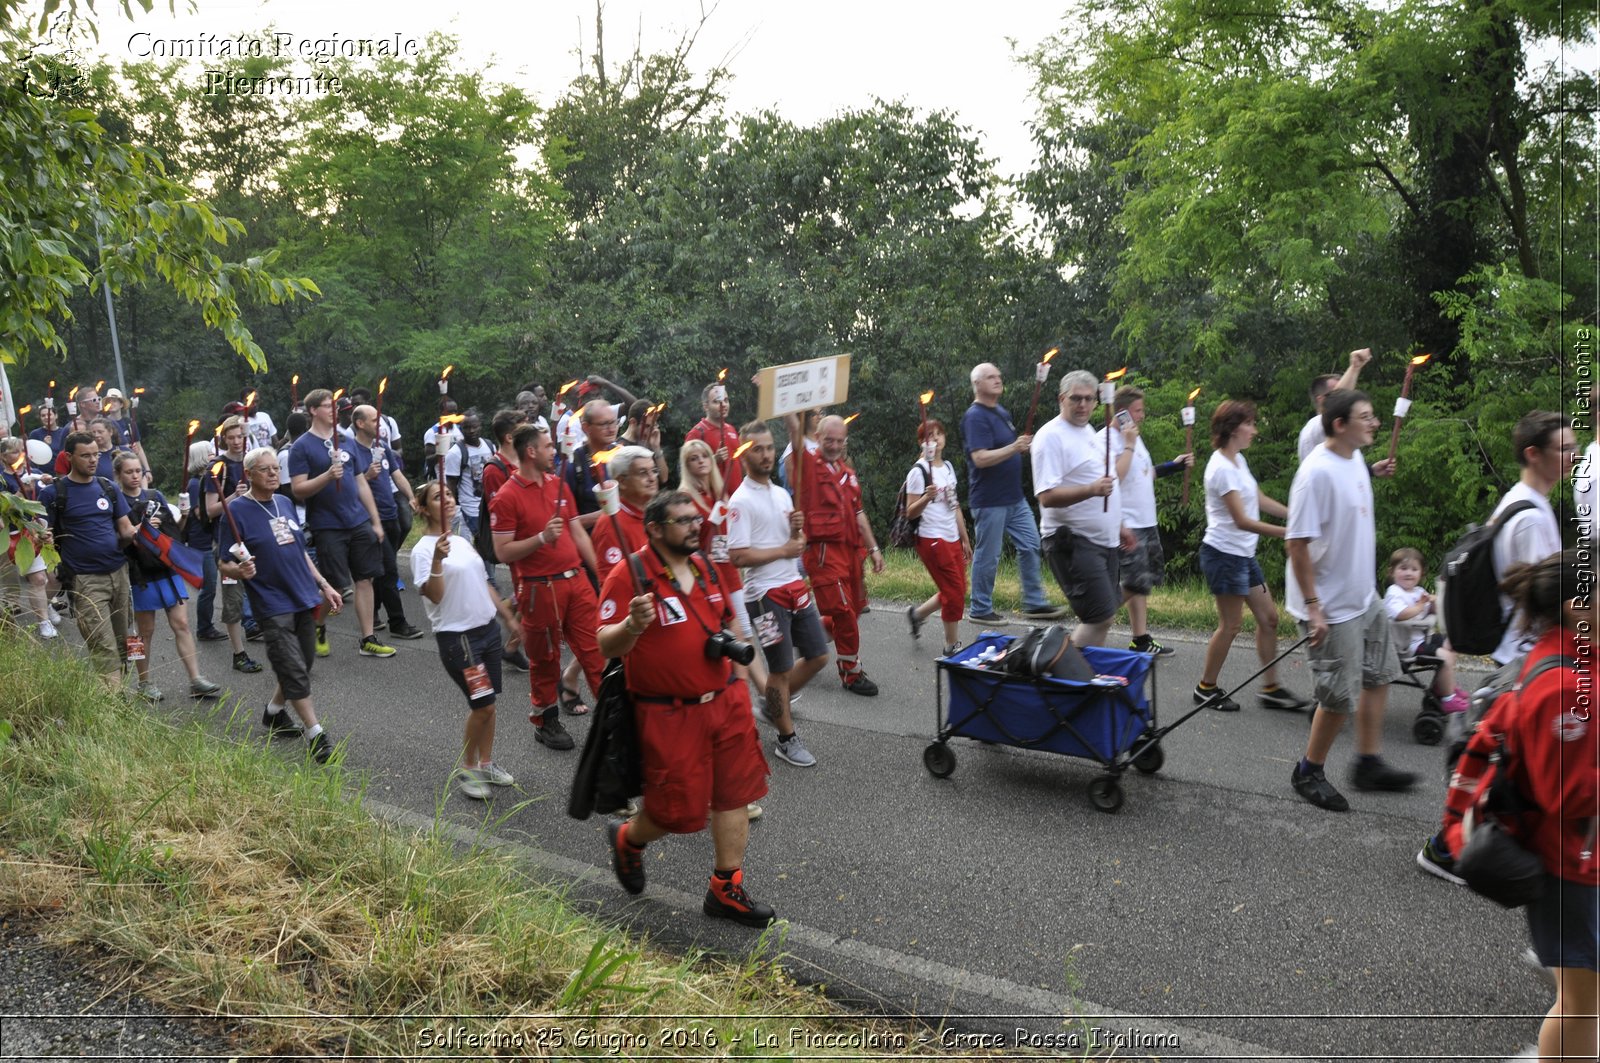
[[125, 635, 146, 661], [270, 516, 295, 546], [463, 662, 493, 700]]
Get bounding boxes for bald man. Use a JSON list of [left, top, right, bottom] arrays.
[[787, 413, 883, 695]]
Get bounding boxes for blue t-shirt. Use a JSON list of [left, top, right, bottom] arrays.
[[217, 493, 321, 618], [183, 478, 214, 549], [351, 440, 402, 521], [287, 431, 369, 532], [39, 476, 129, 575], [962, 401, 1024, 508]]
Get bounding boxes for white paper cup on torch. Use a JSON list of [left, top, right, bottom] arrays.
[[1099, 381, 1115, 404], [1036, 361, 1050, 383], [1393, 396, 1412, 418], [1181, 406, 1196, 427], [709, 385, 727, 403], [229, 542, 253, 565], [593, 480, 621, 515]]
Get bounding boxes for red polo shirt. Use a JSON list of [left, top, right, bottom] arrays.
[[599, 550, 733, 698], [488, 471, 581, 578], [589, 500, 648, 580], [685, 417, 742, 495]]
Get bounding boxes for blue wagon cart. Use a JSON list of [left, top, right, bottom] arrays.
[[926, 633, 1161, 813]]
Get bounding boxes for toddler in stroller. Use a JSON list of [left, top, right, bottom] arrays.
[[1384, 547, 1470, 745]]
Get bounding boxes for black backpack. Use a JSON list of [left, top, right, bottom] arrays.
[[1439, 500, 1536, 656], [888, 461, 932, 549], [474, 454, 512, 560], [990, 625, 1095, 682]]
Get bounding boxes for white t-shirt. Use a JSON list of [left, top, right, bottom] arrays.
[[1488, 481, 1562, 663], [276, 443, 307, 524], [1032, 415, 1121, 547], [1297, 414, 1324, 461], [1285, 445, 1377, 624], [904, 460, 960, 542], [377, 414, 402, 450], [1202, 450, 1261, 557], [1107, 429, 1157, 529], [242, 412, 277, 452], [444, 439, 495, 518], [410, 534, 497, 633], [1383, 583, 1435, 654], [726, 476, 801, 601]]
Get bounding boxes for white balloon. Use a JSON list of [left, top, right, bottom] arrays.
[[25, 439, 53, 466]]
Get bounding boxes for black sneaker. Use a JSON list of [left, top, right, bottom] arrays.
[[608, 818, 646, 895], [533, 712, 575, 751], [196, 628, 227, 642], [244, 624, 264, 643], [371, 619, 387, 632], [307, 731, 335, 764], [503, 647, 530, 672], [1194, 685, 1239, 712], [261, 703, 302, 735], [967, 610, 1011, 626], [906, 605, 924, 640], [1349, 756, 1419, 793], [233, 652, 263, 674], [1131, 637, 1177, 657], [842, 671, 879, 697], [1259, 686, 1314, 712], [703, 869, 775, 927], [389, 622, 425, 640], [1416, 835, 1466, 886], [1291, 764, 1350, 811], [1020, 605, 1070, 621]]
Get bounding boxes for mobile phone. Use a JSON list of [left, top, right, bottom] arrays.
[[1114, 410, 1134, 429]]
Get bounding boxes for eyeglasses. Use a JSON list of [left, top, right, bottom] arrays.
[[1066, 395, 1097, 403], [588, 419, 618, 428], [654, 516, 701, 528]]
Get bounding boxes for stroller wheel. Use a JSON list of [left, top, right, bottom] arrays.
[[923, 742, 956, 778], [1087, 775, 1124, 813], [1412, 713, 1444, 747], [1131, 738, 1165, 775]]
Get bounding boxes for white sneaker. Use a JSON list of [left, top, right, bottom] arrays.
[[47, 605, 62, 624], [477, 761, 515, 787], [36, 620, 58, 639], [774, 734, 817, 768], [746, 802, 763, 821], [457, 769, 492, 800]]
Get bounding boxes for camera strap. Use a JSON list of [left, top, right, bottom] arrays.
[[630, 546, 727, 640]]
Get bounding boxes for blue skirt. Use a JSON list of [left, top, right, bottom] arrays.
[[131, 573, 188, 613]]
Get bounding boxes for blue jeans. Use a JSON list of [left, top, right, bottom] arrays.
[[195, 546, 219, 633], [969, 499, 1050, 614]]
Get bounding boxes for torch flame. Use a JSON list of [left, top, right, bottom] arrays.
[[591, 447, 621, 467], [292, 374, 300, 386], [438, 414, 466, 426], [1043, 347, 1059, 364], [441, 365, 455, 381], [186, 419, 201, 436], [210, 460, 226, 479], [717, 367, 729, 383], [378, 377, 388, 395], [18, 404, 31, 416], [332, 388, 345, 403], [68, 386, 78, 400], [1410, 353, 1432, 366], [919, 390, 935, 406], [96, 380, 104, 392], [213, 421, 228, 437], [648, 402, 668, 417], [48, 380, 56, 390], [1105, 367, 1128, 382], [843, 412, 861, 426], [133, 387, 146, 397], [558, 379, 580, 397], [244, 390, 257, 408], [731, 440, 755, 461], [1187, 387, 1202, 403]]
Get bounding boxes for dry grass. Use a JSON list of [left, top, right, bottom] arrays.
[[0, 632, 1038, 1059]]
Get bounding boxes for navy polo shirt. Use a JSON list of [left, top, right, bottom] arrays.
[[287, 431, 370, 532], [962, 401, 1024, 508]]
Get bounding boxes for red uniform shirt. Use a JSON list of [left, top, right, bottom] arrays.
[[599, 549, 734, 698], [589, 500, 648, 580], [480, 452, 513, 503], [488, 471, 581, 578], [797, 448, 861, 545], [685, 417, 742, 495]]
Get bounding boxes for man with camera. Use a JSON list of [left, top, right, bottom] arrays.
[[597, 489, 774, 928]]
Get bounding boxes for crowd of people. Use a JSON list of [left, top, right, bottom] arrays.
[[2, 363, 1594, 1040]]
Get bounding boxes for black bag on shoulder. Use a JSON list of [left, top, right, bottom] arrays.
[[1439, 500, 1535, 655], [888, 461, 932, 549]]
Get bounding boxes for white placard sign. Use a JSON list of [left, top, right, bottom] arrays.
[[756, 355, 852, 420]]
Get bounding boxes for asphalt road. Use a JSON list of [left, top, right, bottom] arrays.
[[39, 575, 1549, 1062]]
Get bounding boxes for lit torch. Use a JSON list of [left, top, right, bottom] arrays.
[[919, 389, 935, 434], [435, 413, 466, 491], [376, 376, 387, 424], [130, 387, 146, 443], [17, 404, 32, 439], [291, 374, 300, 408], [46, 380, 56, 410], [842, 412, 861, 427], [1102, 368, 1128, 511], [1388, 353, 1431, 464], [590, 445, 622, 517], [1024, 347, 1059, 435], [181, 419, 200, 495], [1181, 387, 1201, 507], [438, 364, 454, 396], [725, 439, 755, 501]]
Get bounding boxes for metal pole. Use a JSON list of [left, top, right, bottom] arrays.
[[93, 216, 129, 400]]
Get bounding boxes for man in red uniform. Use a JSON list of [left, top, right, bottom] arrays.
[[589, 445, 657, 580], [598, 489, 773, 927], [490, 423, 605, 751], [684, 382, 742, 496], [787, 413, 885, 695]]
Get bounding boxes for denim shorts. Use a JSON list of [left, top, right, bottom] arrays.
[[1527, 875, 1600, 972], [1199, 542, 1266, 597]]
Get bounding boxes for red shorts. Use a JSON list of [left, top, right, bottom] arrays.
[[634, 682, 769, 833], [915, 537, 967, 622]]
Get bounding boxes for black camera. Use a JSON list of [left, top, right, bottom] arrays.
[[704, 631, 755, 667]]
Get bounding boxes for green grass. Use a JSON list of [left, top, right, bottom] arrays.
[[0, 631, 1026, 1059], [868, 546, 1296, 637]]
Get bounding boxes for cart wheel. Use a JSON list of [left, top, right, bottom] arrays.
[[923, 742, 956, 778], [1087, 776, 1124, 813], [1412, 713, 1444, 747], [1131, 739, 1165, 775]]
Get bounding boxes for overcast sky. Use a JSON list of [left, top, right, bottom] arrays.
[[82, 0, 1070, 180]]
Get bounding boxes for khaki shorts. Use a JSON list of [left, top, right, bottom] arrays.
[[1299, 597, 1396, 714]]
